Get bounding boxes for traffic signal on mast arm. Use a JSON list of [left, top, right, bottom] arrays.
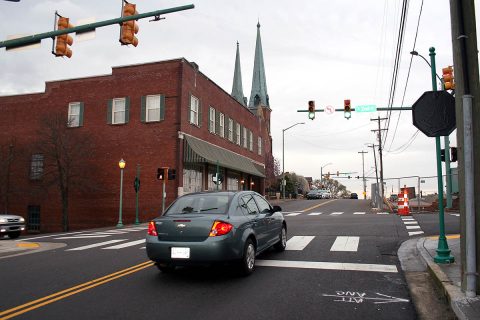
[[308, 100, 315, 120], [344, 99, 352, 119], [120, 1, 139, 47], [157, 167, 168, 180], [54, 16, 74, 58], [442, 66, 455, 90]]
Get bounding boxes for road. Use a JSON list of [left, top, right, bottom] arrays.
[[0, 199, 460, 320]]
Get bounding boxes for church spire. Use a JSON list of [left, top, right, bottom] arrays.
[[248, 21, 269, 109], [231, 41, 246, 106]]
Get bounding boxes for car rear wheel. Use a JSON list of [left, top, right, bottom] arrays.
[[8, 231, 20, 239], [238, 239, 256, 276], [274, 225, 287, 252]]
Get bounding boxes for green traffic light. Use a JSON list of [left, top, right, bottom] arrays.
[[308, 112, 315, 120]]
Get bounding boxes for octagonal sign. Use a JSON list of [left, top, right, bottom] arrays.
[[412, 91, 456, 137]]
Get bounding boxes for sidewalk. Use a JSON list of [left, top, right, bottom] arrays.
[[399, 235, 480, 320]]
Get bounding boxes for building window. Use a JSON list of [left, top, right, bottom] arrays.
[[30, 154, 44, 180], [228, 118, 233, 141], [236, 123, 241, 145], [183, 164, 203, 194], [27, 205, 41, 232], [208, 166, 225, 191], [190, 95, 200, 126], [227, 171, 240, 191], [258, 137, 262, 155], [142, 94, 164, 122], [209, 107, 216, 133], [219, 113, 225, 138], [68, 102, 83, 127], [243, 127, 248, 148], [113, 98, 126, 124], [249, 131, 253, 151]]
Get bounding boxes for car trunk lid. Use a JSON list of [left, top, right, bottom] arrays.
[[154, 214, 225, 242]]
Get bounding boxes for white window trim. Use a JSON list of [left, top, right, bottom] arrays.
[[209, 107, 216, 133], [258, 137, 262, 155], [249, 131, 253, 151], [219, 113, 225, 138], [236, 123, 241, 145], [113, 98, 126, 124], [146, 95, 161, 122], [243, 127, 248, 148], [68, 102, 81, 127], [190, 95, 199, 126]]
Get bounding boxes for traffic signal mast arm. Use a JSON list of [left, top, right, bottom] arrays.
[[0, 4, 194, 50], [297, 106, 411, 113]]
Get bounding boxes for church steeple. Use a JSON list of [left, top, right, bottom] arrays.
[[231, 42, 246, 106], [248, 22, 269, 109]]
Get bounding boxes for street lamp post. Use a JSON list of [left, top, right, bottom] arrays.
[[412, 48, 454, 263], [282, 122, 305, 199], [320, 162, 332, 187], [117, 158, 126, 228]]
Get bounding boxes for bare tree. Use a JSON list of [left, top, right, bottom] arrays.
[[265, 153, 280, 190], [35, 112, 99, 231]]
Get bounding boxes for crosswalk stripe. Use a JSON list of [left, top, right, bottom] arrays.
[[377, 212, 390, 215], [308, 212, 323, 216], [403, 221, 418, 225], [285, 236, 315, 250], [67, 239, 126, 251], [406, 226, 421, 230], [353, 212, 365, 215], [330, 212, 343, 215], [408, 231, 424, 236], [256, 260, 398, 273], [103, 239, 146, 249], [450, 214, 460, 217], [285, 212, 303, 216], [330, 236, 359, 252], [401, 218, 415, 221]]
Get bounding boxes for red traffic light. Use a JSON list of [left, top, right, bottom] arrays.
[[344, 99, 351, 119]]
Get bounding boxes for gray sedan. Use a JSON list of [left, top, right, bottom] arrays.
[[146, 191, 287, 275]]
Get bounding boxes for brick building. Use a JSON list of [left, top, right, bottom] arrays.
[[0, 24, 273, 233]]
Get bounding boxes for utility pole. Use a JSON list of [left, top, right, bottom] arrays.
[[371, 117, 388, 207], [367, 144, 380, 209], [358, 151, 368, 199], [449, 0, 479, 296]]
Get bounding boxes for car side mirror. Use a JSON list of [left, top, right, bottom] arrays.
[[272, 205, 282, 213]]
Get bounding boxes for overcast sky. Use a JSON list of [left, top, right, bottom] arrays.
[[1, 0, 477, 197]]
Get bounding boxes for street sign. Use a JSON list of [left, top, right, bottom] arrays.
[[324, 105, 335, 115], [412, 91, 456, 137], [355, 105, 377, 112]]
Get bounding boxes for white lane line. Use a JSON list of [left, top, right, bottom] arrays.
[[330, 212, 343, 215], [285, 212, 303, 216], [377, 212, 390, 215], [95, 230, 129, 234], [256, 260, 398, 273], [406, 226, 421, 230], [103, 239, 146, 249], [308, 212, 323, 216], [330, 236, 360, 252], [66, 239, 126, 251], [353, 212, 366, 215], [285, 236, 315, 250], [403, 221, 418, 225], [56, 235, 112, 239], [139, 247, 146, 249], [21, 231, 86, 241], [409, 231, 424, 236], [401, 218, 415, 221], [450, 214, 460, 217]]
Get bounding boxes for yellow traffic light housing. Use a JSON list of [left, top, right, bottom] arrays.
[[442, 66, 455, 90], [344, 99, 351, 119], [54, 16, 74, 58], [120, 1, 139, 47], [308, 100, 315, 120]]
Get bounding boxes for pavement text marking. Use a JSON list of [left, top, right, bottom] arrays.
[[322, 291, 409, 304]]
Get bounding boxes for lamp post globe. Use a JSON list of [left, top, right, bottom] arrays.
[[117, 158, 126, 228]]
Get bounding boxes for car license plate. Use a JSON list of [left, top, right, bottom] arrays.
[[171, 247, 190, 259]]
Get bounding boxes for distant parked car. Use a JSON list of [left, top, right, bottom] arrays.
[[0, 214, 25, 239], [306, 190, 321, 199], [350, 193, 358, 199], [146, 191, 287, 276]]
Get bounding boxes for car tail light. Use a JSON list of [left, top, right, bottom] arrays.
[[147, 221, 158, 236], [209, 221, 233, 237]]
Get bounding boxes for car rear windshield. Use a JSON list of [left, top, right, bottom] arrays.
[[165, 194, 231, 215]]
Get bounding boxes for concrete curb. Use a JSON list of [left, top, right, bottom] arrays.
[[416, 238, 480, 320]]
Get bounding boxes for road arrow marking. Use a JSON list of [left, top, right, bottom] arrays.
[[322, 291, 409, 304]]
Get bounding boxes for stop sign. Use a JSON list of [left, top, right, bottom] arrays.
[[412, 91, 456, 137]]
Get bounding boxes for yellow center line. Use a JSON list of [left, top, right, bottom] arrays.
[[300, 199, 337, 212], [0, 261, 154, 319], [428, 234, 460, 240]]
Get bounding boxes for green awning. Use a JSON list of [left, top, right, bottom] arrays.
[[184, 135, 265, 177]]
